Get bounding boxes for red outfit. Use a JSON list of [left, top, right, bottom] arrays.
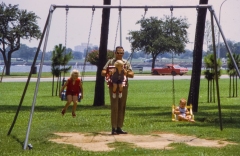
[[66, 78, 81, 96]]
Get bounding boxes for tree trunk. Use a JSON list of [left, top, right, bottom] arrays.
[[207, 80, 209, 102], [55, 76, 59, 96], [5, 52, 12, 75], [236, 75, 238, 97], [233, 75, 235, 97], [213, 79, 215, 103], [152, 55, 157, 69], [57, 76, 61, 96], [229, 75, 231, 97], [188, 0, 208, 112], [210, 80, 212, 102], [93, 0, 111, 106], [5, 61, 11, 76], [52, 75, 54, 96]]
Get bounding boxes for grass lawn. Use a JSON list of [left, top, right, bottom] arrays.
[[1, 68, 229, 78], [0, 77, 240, 155]]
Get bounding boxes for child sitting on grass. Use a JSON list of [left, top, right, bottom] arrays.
[[59, 69, 83, 117], [174, 98, 195, 122]]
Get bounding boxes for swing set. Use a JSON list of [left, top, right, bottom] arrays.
[[59, 6, 96, 102], [6, 4, 240, 150], [168, 7, 195, 121]]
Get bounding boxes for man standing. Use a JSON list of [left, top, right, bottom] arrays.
[[101, 46, 134, 135]]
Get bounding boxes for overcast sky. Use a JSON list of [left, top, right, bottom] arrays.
[[5, 0, 240, 52]]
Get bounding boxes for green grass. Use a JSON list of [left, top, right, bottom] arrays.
[[3, 67, 229, 77], [0, 78, 240, 155]]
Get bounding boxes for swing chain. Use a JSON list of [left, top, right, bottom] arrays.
[[196, 5, 199, 12], [170, 7, 175, 106], [82, 6, 95, 81], [63, 6, 69, 79], [142, 6, 148, 20], [65, 6, 69, 50], [92, 5, 95, 12], [113, 8, 121, 51]]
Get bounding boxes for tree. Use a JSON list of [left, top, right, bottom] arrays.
[[93, 0, 111, 106], [72, 51, 83, 60], [233, 42, 240, 55], [0, 2, 41, 75], [51, 44, 72, 96], [209, 40, 237, 58], [123, 51, 130, 59], [203, 54, 222, 103], [87, 49, 114, 66], [226, 53, 240, 97], [128, 16, 189, 69], [13, 44, 37, 62]]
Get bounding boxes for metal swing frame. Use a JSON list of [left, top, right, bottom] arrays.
[[6, 4, 240, 150]]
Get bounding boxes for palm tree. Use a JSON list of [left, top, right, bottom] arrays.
[[226, 53, 240, 97], [203, 54, 222, 102], [51, 44, 72, 96]]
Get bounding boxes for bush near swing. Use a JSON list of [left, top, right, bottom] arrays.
[[87, 50, 114, 66]]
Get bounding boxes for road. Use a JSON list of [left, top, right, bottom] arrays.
[[1, 75, 230, 82]]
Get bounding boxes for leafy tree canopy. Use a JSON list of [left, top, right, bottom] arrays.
[[0, 2, 41, 75], [51, 44, 73, 77], [87, 49, 114, 67], [128, 16, 189, 68], [203, 53, 222, 80], [208, 40, 240, 58], [226, 53, 240, 76]]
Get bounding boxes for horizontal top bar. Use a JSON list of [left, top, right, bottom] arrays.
[[51, 5, 212, 9]]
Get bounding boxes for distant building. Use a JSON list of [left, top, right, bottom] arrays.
[[74, 43, 97, 52]]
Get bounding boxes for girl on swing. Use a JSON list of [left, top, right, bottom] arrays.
[[174, 98, 195, 122], [59, 69, 83, 117], [109, 60, 127, 98]]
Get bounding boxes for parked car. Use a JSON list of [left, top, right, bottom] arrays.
[[151, 64, 188, 76]]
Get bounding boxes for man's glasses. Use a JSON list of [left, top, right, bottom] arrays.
[[116, 52, 124, 55]]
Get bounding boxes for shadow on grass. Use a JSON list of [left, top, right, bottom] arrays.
[[10, 135, 24, 148], [0, 104, 111, 112], [2, 102, 240, 129]]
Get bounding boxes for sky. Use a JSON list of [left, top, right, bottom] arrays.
[[4, 0, 240, 52]]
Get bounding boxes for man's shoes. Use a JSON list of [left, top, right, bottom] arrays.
[[116, 127, 127, 134], [112, 93, 116, 98], [111, 128, 118, 135]]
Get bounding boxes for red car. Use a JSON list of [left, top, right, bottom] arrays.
[[151, 64, 188, 76]]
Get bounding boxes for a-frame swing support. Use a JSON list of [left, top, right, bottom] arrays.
[[6, 4, 239, 150]]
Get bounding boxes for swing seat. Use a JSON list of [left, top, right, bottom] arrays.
[[172, 104, 194, 121], [61, 90, 82, 102], [105, 66, 127, 87]]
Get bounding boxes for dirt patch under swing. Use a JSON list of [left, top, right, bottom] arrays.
[[49, 132, 236, 152]]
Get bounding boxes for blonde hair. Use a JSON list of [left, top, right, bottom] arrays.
[[70, 69, 80, 78], [114, 60, 124, 67], [179, 98, 187, 105]]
